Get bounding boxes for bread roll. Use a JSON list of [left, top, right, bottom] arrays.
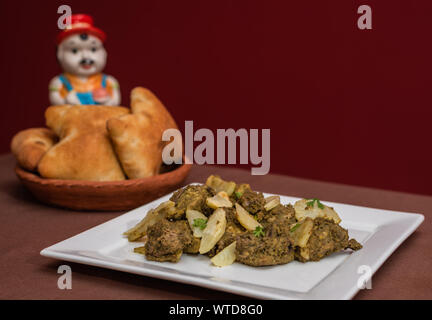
[[11, 128, 58, 171], [38, 105, 130, 181], [107, 87, 179, 179]]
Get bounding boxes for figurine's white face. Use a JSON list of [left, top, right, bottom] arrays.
[[57, 33, 107, 77]]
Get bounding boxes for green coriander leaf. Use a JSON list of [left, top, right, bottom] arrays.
[[306, 198, 316, 207], [235, 191, 243, 199], [290, 223, 301, 233], [253, 226, 265, 237], [193, 218, 207, 230], [306, 198, 324, 209]]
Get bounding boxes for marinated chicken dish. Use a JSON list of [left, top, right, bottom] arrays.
[[124, 175, 362, 267]]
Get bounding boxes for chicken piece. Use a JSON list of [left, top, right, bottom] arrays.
[[347, 238, 363, 251], [169, 185, 214, 219], [184, 237, 201, 254], [235, 232, 294, 267], [238, 189, 265, 214], [144, 219, 193, 262], [234, 203, 297, 266], [261, 204, 297, 230], [224, 207, 245, 230], [295, 218, 362, 262]]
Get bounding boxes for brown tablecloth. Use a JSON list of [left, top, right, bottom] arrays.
[[0, 153, 430, 300]]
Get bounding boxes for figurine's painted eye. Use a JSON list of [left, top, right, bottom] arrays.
[[91, 47, 97, 52], [71, 48, 78, 54]]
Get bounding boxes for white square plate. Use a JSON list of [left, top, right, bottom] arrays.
[[41, 185, 424, 299]]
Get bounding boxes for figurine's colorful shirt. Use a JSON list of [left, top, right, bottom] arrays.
[[57, 73, 114, 105]]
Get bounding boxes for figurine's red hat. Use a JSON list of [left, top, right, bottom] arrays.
[[57, 14, 106, 44]]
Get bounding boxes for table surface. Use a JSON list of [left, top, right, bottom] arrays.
[[0, 153, 430, 300]]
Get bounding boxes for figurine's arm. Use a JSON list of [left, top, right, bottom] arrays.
[[49, 77, 66, 105], [105, 75, 121, 106], [49, 76, 81, 105]]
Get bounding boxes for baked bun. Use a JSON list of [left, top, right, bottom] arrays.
[[11, 128, 58, 171], [107, 87, 179, 179], [38, 105, 130, 181]]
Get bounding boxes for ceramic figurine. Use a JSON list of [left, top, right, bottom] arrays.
[[49, 14, 121, 106]]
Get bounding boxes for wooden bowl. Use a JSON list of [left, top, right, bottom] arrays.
[[15, 164, 191, 211]]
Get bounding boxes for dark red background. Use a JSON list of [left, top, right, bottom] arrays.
[[1, 0, 431, 195]]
